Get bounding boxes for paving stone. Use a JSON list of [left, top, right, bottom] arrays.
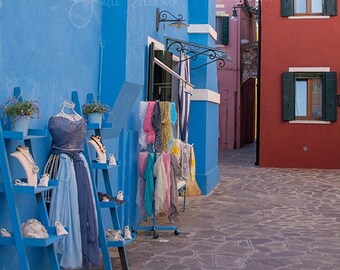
[[101, 143, 340, 269]]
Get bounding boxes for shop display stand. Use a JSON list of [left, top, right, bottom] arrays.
[[72, 91, 134, 270], [133, 168, 185, 239], [0, 88, 64, 270], [134, 103, 185, 239]]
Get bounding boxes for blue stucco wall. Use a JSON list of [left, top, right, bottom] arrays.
[[0, 0, 219, 267], [0, 1, 102, 268], [123, 0, 189, 226], [187, 0, 220, 194]]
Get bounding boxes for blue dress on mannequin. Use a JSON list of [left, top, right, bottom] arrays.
[[48, 115, 100, 269]]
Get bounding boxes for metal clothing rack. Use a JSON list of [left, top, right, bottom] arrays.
[[133, 151, 183, 239], [134, 100, 186, 239]]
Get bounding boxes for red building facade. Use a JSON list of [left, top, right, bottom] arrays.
[[260, 0, 340, 168]]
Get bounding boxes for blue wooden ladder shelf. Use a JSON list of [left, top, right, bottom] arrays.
[[0, 87, 65, 269], [72, 91, 135, 270]]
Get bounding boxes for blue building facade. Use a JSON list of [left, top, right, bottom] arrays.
[[0, 0, 220, 268]]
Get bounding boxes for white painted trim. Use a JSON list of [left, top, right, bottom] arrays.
[[288, 15, 330, 19], [289, 120, 331, 124], [216, 11, 228, 16], [147, 36, 179, 61], [191, 89, 220, 104], [216, 4, 225, 9], [188, 24, 218, 41], [147, 36, 165, 50], [288, 67, 330, 72]]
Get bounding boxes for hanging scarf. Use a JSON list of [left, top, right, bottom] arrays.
[[136, 152, 149, 217], [152, 101, 162, 152], [160, 102, 171, 152], [169, 102, 178, 149], [161, 152, 171, 211], [171, 139, 181, 163], [139, 102, 148, 150], [144, 101, 156, 144], [189, 144, 196, 184], [181, 142, 191, 180], [153, 153, 168, 212], [144, 153, 155, 218], [169, 153, 181, 221]]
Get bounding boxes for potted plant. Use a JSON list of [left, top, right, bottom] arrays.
[[82, 101, 110, 127], [1, 97, 40, 135]]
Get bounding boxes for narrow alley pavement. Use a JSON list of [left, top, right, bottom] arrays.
[[123, 143, 340, 270]]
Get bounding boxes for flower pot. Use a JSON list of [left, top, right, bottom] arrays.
[[11, 116, 30, 136], [87, 113, 102, 128]]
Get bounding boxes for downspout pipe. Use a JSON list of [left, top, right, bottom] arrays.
[[255, 0, 261, 166]]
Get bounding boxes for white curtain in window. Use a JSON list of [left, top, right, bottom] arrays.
[[294, 0, 307, 13]]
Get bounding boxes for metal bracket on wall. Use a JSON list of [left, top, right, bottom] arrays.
[[165, 36, 233, 70]]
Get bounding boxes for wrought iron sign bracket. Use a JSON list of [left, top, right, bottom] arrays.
[[165, 37, 233, 70]]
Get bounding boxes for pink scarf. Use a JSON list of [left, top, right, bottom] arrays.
[[136, 152, 149, 216], [143, 101, 156, 144]]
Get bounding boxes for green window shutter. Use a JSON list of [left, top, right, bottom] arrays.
[[147, 42, 154, 101], [282, 72, 295, 121], [323, 0, 338, 16], [154, 50, 173, 101], [323, 72, 337, 121], [222, 17, 229, 45], [281, 0, 294, 16]]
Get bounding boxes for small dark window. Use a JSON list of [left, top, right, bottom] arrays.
[[146, 43, 174, 102], [216, 16, 229, 45]]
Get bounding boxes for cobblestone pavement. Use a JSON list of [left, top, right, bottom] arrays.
[[114, 143, 340, 269]]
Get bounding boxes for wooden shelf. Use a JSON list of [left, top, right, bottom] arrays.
[[12, 179, 57, 195], [106, 234, 136, 248], [86, 122, 112, 130], [0, 236, 15, 245], [91, 161, 119, 170], [99, 200, 126, 208], [3, 129, 48, 140], [24, 227, 67, 247]]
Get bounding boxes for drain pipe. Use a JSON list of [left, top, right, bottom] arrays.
[[255, 0, 261, 166]]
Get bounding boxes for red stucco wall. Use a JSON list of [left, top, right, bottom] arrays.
[[260, 1, 340, 168]]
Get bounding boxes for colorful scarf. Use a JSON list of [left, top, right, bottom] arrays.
[[144, 101, 156, 144], [139, 102, 148, 150], [152, 101, 162, 152], [160, 102, 171, 152]]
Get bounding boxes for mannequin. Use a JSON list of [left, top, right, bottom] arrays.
[[46, 101, 100, 269], [55, 100, 82, 121], [88, 135, 106, 163], [10, 145, 39, 187]]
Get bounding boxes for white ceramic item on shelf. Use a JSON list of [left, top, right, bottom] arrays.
[[124, 226, 132, 240], [55, 221, 68, 236], [117, 190, 124, 201], [38, 173, 50, 187], [1, 228, 11, 238], [108, 154, 117, 166], [14, 179, 29, 186]]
